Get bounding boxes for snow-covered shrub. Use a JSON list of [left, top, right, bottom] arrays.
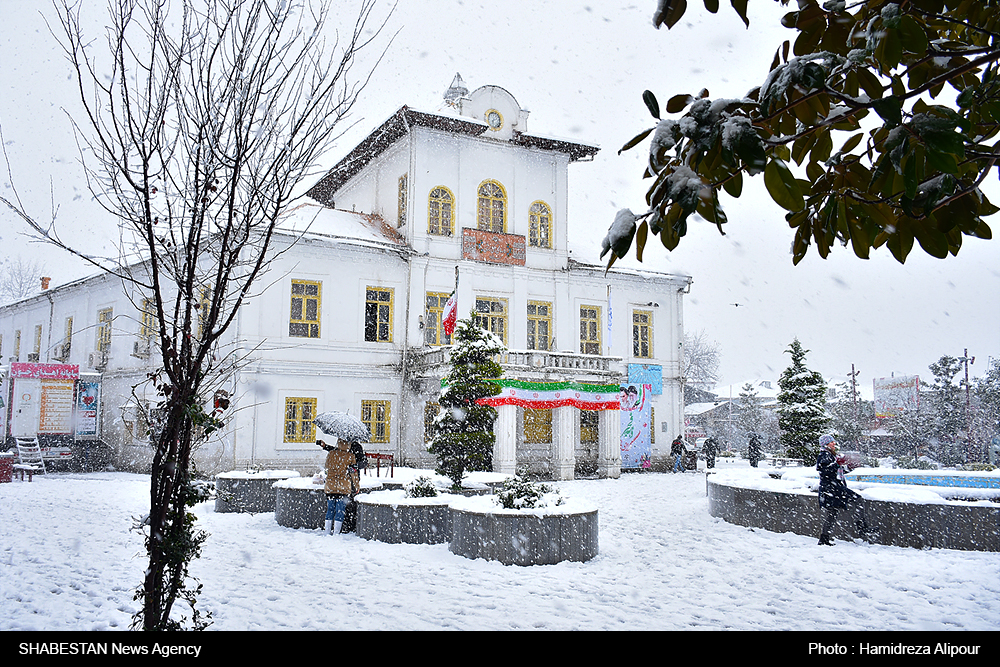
[[896, 456, 938, 470], [495, 474, 565, 510], [405, 476, 439, 498]]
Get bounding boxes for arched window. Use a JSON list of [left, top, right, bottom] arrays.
[[427, 186, 455, 236], [477, 180, 506, 233], [528, 201, 552, 248]]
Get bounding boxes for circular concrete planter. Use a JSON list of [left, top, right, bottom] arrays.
[[273, 477, 385, 529], [356, 490, 459, 544], [448, 496, 599, 566], [215, 469, 300, 514], [274, 478, 328, 529], [706, 473, 1000, 551]]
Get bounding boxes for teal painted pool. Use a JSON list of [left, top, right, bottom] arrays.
[[848, 473, 1000, 489]]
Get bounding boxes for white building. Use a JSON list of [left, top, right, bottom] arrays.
[[0, 78, 692, 478]]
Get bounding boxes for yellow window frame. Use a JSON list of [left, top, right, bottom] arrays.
[[476, 180, 507, 233], [580, 305, 602, 355], [283, 397, 317, 443], [424, 292, 452, 346], [526, 300, 552, 351], [474, 295, 508, 346], [97, 308, 113, 353], [362, 399, 391, 444], [289, 280, 322, 338], [528, 201, 552, 248], [364, 286, 394, 343], [428, 186, 455, 236], [632, 309, 653, 359], [524, 408, 552, 444]]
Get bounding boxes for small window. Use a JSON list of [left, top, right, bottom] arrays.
[[632, 309, 653, 358], [526, 300, 552, 351], [428, 187, 455, 236], [365, 287, 394, 343], [97, 309, 113, 353], [528, 201, 552, 248], [474, 296, 507, 346], [63, 317, 73, 358], [424, 401, 439, 444], [33, 324, 42, 358], [398, 174, 408, 227], [284, 397, 317, 443], [289, 280, 321, 338], [581, 411, 599, 444], [524, 408, 552, 444], [424, 292, 452, 346], [580, 305, 602, 355], [141, 299, 157, 342], [197, 288, 212, 341], [476, 180, 506, 233], [362, 400, 391, 444], [14, 330, 21, 361]]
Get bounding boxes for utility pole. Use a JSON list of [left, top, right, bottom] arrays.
[[959, 349, 975, 462]]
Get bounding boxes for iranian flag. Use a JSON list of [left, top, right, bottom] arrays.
[[442, 290, 458, 336]]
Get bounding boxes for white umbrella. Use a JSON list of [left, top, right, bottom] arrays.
[[314, 411, 370, 443]]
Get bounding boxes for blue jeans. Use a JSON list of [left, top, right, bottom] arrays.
[[673, 454, 684, 472], [326, 495, 347, 522]]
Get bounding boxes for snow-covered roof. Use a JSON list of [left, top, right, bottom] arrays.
[[684, 401, 730, 416], [307, 105, 600, 204], [276, 200, 409, 252]]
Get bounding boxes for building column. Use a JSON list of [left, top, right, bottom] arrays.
[[552, 405, 576, 480], [598, 408, 621, 479], [493, 404, 517, 475]]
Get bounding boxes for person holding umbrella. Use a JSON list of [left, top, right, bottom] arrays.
[[319, 438, 355, 535], [313, 411, 371, 535]]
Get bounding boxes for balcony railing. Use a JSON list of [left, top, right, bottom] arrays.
[[462, 228, 526, 266], [408, 346, 623, 379]]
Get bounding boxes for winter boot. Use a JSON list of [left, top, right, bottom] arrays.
[[324, 519, 333, 535], [333, 520, 343, 535], [818, 534, 834, 546]]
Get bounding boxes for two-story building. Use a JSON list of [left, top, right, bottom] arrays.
[[0, 77, 692, 478]]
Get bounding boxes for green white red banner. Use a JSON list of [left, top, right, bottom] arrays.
[[476, 380, 621, 410]]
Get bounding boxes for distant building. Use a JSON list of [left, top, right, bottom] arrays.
[[0, 78, 692, 478]]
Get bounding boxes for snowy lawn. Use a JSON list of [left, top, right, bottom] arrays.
[[1, 462, 999, 632]]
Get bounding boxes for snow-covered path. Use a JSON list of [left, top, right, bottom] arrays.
[[2, 467, 998, 632]]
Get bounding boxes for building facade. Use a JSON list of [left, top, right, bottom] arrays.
[[0, 79, 692, 478]]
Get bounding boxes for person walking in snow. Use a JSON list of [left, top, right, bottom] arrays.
[[816, 434, 875, 546], [670, 436, 686, 473], [320, 438, 356, 535], [747, 433, 763, 468], [703, 436, 719, 469]]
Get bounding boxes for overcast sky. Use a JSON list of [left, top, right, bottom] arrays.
[[2, 0, 997, 395]]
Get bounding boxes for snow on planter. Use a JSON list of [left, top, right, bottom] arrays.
[[356, 489, 460, 544], [215, 469, 300, 514], [448, 494, 599, 566]]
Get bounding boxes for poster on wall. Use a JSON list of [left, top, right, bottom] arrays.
[[620, 383, 652, 469], [39, 380, 75, 433], [75, 381, 101, 438]]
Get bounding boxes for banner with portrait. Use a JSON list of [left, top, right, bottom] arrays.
[[620, 383, 651, 469]]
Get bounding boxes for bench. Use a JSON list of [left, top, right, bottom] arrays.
[[12, 464, 42, 481], [364, 452, 394, 478]]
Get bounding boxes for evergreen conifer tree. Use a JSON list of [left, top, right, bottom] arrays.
[[776, 339, 830, 463], [428, 314, 505, 489]]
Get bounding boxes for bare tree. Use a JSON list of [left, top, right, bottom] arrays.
[[681, 329, 721, 394], [2, 0, 393, 630], [0, 256, 46, 305]]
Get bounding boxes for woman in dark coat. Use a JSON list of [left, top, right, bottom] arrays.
[[816, 435, 874, 545], [747, 433, 763, 468]]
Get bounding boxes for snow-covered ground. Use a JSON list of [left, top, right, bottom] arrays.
[[2, 459, 999, 635]]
